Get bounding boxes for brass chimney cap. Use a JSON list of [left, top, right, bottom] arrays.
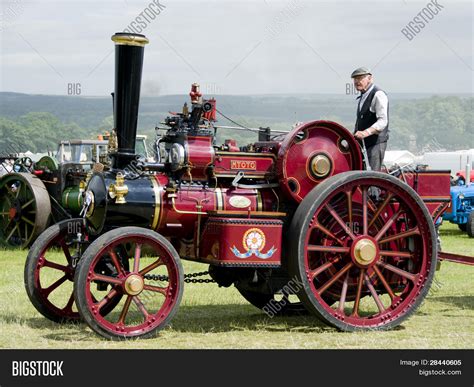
[[111, 32, 149, 47]]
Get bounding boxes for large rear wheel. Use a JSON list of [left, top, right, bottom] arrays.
[[289, 171, 437, 331]]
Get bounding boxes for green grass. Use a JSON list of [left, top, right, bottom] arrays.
[[0, 222, 472, 349]]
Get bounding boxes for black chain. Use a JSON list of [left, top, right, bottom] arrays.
[[144, 270, 215, 284]]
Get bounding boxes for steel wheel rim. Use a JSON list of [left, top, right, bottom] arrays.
[[302, 177, 434, 328], [83, 234, 181, 336], [0, 173, 50, 248], [35, 232, 80, 320]]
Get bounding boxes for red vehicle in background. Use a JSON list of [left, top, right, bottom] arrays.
[[456, 170, 474, 184]]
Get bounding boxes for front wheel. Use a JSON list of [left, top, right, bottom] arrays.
[[74, 227, 184, 340], [24, 219, 87, 322], [289, 171, 437, 331]]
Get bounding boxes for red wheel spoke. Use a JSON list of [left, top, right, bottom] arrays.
[[117, 296, 133, 325], [356, 187, 377, 213], [346, 190, 353, 227], [310, 257, 341, 279], [379, 227, 420, 244], [109, 250, 126, 276], [351, 269, 365, 317], [96, 288, 119, 311], [364, 273, 385, 313], [63, 292, 75, 313], [143, 284, 168, 296], [325, 204, 356, 240], [139, 258, 163, 276], [90, 273, 122, 285], [380, 250, 412, 258], [60, 242, 73, 265], [362, 187, 368, 235], [44, 275, 68, 296], [132, 296, 150, 319], [372, 266, 395, 300], [375, 208, 402, 241], [377, 261, 417, 282], [42, 259, 68, 272], [308, 245, 350, 254], [368, 192, 394, 229], [133, 243, 142, 273], [317, 262, 353, 295], [337, 271, 350, 313], [314, 223, 345, 246]]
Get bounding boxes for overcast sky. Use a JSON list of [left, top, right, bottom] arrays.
[[1, 0, 472, 96]]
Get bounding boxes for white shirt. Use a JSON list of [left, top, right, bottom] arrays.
[[357, 83, 389, 134]]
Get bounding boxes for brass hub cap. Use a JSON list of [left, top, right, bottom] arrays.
[[124, 274, 144, 296], [353, 238, 377, 265], [311, 154, 331, 178]]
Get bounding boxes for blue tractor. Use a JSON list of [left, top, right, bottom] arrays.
[[443, 179, 474, 237]]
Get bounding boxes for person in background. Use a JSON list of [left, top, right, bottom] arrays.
[[351, 67, 389, 171]]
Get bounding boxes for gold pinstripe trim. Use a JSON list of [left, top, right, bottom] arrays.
[[256, 190, 263, 211], [64, 190, 69, 208], [150, 177, 162, 230], [215, 188, 224, 210]]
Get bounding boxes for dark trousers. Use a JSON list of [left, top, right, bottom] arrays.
[[366, 142, 387, 171]]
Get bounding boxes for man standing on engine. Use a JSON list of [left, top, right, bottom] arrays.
[[351, 67, 389, 171]]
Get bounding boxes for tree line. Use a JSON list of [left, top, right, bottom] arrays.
[[0, 95, 471, 155]]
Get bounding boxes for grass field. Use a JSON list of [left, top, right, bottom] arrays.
[[0, 222, 472, 349]]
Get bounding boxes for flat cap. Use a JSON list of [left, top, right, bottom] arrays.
[[351, 67, 372, 78]]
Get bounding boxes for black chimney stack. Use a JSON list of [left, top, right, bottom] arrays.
[[110, 32, 149, 169]]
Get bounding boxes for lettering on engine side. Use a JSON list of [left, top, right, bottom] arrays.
[[230, 160, 257, 170]]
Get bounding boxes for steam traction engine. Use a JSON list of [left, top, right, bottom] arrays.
[[25, 32, 454, 339]]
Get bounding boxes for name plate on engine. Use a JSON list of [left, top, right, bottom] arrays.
[[231, 160, 257, 170], [200, 217, 282, 267]]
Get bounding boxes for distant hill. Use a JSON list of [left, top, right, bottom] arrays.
[[0, 92, 472, 153]]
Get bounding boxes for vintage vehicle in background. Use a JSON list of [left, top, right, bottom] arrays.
[[420, 149, 474, 178], [0, 155, 18, 176], [455, 170, 474, 185], [442, 166, 474, 237], [0, 135, 150, 248], [23, 32, 473, 340]]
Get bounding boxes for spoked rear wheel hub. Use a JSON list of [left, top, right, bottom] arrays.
[[351, 236, 379, 267]]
